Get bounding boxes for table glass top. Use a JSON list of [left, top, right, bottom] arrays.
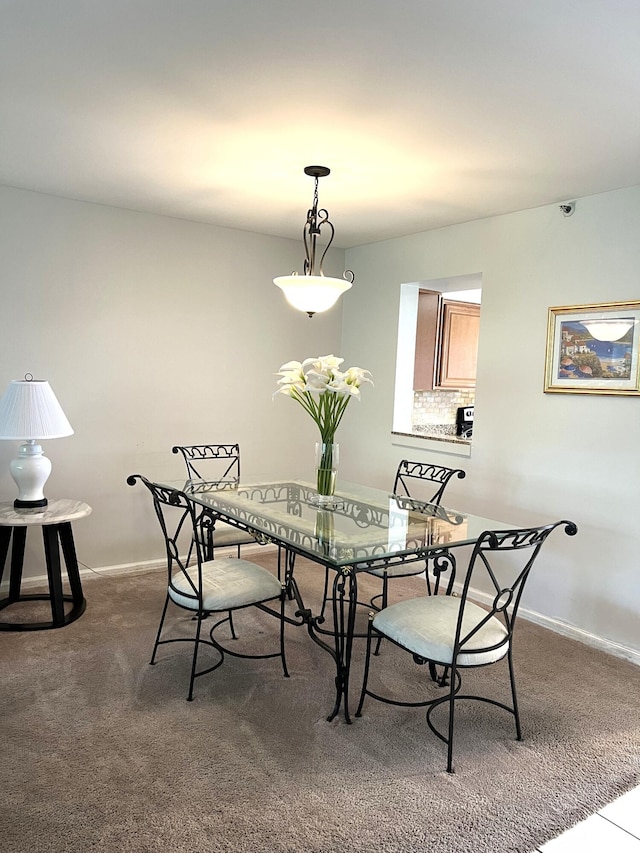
[[160, 478, 515, 569]]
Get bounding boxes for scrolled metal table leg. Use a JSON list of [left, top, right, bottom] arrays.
[[326, 567, 357, 724]]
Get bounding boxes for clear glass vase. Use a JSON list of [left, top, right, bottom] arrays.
[[314, 509, 335, 548], [314, 441, 339, 507]]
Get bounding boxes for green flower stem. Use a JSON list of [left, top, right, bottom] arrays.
[[287, 386, 353, 496], [291, 387, 352, 444], [316, 442, 337, 496]]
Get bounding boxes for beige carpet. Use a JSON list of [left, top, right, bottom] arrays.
[[1, 551, 639, 853]]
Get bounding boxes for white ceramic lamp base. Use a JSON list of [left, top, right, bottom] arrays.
[[10, 440, 52, 508]]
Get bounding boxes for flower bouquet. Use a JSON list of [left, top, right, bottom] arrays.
[[274, 355, 373, 503]]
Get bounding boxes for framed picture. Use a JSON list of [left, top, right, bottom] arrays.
[[544, 300, 640, 395]]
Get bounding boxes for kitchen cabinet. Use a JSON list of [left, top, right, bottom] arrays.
[[413, 290, 441, 390], [437, 300, 480, 388], [413, 291, 480, 390]]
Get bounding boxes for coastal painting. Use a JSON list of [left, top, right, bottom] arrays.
[[544, 301, 640, 395]]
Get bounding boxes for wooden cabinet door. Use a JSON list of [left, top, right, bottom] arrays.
[[437, 301, 480, 388], [413, 289, 441, 391]]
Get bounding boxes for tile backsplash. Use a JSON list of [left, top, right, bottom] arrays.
[[413, 389, 475, 427]]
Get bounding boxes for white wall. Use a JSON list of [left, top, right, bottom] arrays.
[[0, 185, 343, 573], [341, 185, 640, 659], [3, 182, 639, 663]]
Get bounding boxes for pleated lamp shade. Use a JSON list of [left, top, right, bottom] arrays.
[[0, 379, 73, 439]]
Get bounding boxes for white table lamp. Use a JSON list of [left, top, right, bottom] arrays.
[[0, 375, 74, 508]]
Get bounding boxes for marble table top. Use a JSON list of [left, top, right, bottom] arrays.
[[0, 499, 92, 526]]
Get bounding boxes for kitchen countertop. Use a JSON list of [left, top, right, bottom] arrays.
[[393, 425, 471, 445]]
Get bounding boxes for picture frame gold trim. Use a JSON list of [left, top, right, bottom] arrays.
[[544, 300, 640, 396]]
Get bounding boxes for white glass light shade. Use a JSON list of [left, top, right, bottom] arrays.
[[274, 274, 353, 315], [579, 319, 635, 342], [0, 379, 73, 439], [0, 378, 73, 508]]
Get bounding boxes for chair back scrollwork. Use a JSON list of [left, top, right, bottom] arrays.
[[393, 459, 466, 506], [172, 444, 241, 486]]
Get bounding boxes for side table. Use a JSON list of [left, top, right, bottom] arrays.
[[0, 499, 92, 631]]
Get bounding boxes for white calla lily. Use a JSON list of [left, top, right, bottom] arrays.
[[274, 354, 373, 445]]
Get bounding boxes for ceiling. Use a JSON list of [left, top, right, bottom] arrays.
[[1, 1, 639, 248]]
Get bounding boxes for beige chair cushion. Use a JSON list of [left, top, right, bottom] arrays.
[[169, 558, 282, 611], [373, 595, 509, 667]]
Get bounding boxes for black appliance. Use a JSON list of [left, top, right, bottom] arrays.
[[456, 406, 474, 438]]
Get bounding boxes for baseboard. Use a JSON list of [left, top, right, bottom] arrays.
[[7, 550, 639, 667], [82, 541, 277, 579], [460, 584, 640, 667], [9, 541, 277, 586]]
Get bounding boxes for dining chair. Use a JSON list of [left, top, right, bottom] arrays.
[[127, 474, 289, 701], [366, 459, 467, 611], [172, 444, 256, 559], [173, 443, 293, 598], [317, 465, 465, 674], [356, 519, 578, 772], [319, 460, 466, 625]]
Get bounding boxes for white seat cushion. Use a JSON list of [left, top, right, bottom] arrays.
[[169, 558, 282, 612], [373, 596, 509, 667]]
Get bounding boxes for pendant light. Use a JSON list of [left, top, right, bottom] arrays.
[[274, 166, 354, 318]]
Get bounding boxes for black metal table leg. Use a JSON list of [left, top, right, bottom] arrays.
[[325, 568, 358, 724]]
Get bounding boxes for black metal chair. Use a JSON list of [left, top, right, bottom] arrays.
[[317, 461, 466, 642], [172, 444, 256, 559], [127, 474, 289, 701], [365, 460, 467, 612], [356, 519, 577, 772]]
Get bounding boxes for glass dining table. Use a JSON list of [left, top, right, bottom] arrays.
[[158, 477, 516, 722]]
